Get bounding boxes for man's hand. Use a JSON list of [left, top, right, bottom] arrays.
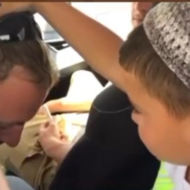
[[39, 118, 71, 163]]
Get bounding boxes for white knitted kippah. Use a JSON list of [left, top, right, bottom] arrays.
[[143, 2, 190, 89]]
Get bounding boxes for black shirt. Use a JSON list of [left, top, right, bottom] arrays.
[[50, 85, 160, 190]]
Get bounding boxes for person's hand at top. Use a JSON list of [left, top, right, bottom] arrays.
[[0, 2, 73, 16], [0, 2, 33, 17]]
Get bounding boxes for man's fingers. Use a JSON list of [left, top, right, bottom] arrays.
[[40, 117, 57, 128], [40, 118, 59, 136], [40, 121, 50, 131], [44, 121, 50, 128]]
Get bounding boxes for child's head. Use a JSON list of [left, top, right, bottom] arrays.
[[119, 2, 190, 165], [0, 13, 59, 147]]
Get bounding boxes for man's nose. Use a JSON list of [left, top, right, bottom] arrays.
[[1, 125, 24, 147]]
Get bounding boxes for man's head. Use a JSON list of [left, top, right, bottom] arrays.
[[0, 24, 59, 146], [131, 2, 160, 28], [120, 2, 190, 165]]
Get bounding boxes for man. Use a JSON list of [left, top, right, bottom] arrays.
[[0, 11, 59, 190], [0, 12, 59, 147]]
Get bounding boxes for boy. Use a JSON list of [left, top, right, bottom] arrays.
[[0, 2, 160, 190], [119, 2, 190, 189]]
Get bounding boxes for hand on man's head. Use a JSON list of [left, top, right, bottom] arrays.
[[0, 2, 32, 17]]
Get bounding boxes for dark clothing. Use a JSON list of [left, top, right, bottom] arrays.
[[50, 85, 160, 190]]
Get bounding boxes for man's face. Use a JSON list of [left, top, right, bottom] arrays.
[[132, 2, 153, 28], [0, 66, 48, 147]]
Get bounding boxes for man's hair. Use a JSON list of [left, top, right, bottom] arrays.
[[0, 39, 59, 89], [119, 25, 190, 118]]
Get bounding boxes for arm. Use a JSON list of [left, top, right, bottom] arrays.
[[46, 97, 92, 113], [34, 3, 128, 92]]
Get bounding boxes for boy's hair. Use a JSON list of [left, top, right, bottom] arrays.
[[0, 39, 59, 89], [119, 25, 190, 118]]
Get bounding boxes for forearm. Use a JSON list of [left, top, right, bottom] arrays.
[[34, 3, 128, 92], [46, 97, 92, 113]]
